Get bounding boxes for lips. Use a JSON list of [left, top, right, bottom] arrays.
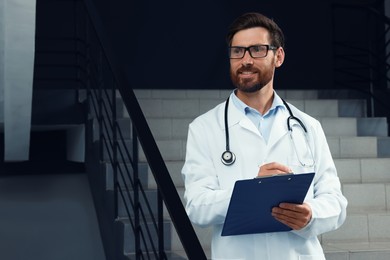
[[238, 70, 258, 78], [241, 71, 256, 75]]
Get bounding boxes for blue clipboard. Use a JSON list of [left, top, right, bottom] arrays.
[[221, 172, 315, 236]]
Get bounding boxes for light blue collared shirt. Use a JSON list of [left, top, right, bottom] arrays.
[[231, 90, 284, 143]]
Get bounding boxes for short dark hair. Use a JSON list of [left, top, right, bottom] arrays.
[[226, 12, 285, 49]]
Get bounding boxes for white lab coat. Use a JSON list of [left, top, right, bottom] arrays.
[[182, 92, 348, 260]]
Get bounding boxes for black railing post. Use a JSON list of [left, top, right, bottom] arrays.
[[112, 79, 119, 220], [132, 124, 141, 259], [368, 13, 375, 117], [97, 50, 104, 167], [158, 190, 165, 260]]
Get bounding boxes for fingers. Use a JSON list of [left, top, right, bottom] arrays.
[[257, 162, 292, 177], [271, 203, 312, 230]]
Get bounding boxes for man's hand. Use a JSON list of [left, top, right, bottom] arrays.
[[257, 162, 292, 177], [271, 202, 312, 230]]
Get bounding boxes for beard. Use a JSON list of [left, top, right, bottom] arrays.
[[230, 66, 274, 93]]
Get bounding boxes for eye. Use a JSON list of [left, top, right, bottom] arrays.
[[232, 47, 243, 54], [251, 45, 264, 53]]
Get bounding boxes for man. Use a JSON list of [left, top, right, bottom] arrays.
[[181, 12, 347, 259]]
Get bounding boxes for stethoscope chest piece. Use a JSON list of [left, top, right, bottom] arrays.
[[221, 150, 236, 166]]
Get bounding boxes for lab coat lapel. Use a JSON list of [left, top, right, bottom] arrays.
[[220, 99, 260, 136], [267, 108, 289, 149], [238, 117, 260, 135]]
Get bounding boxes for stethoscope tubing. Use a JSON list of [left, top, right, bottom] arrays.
[[221, 96, 313, 167]]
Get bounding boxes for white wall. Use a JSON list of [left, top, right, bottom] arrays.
[[386, 0, 390, 89], [0, 0, 4, 123], [2, 0, 36, 161]]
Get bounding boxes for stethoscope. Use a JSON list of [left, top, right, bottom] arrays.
[[221, 96, 315, 167]]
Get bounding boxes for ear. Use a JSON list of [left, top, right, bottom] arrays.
[[274, 47, 285, 68]]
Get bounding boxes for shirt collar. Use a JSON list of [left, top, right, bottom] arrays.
[[230, 89, 284, 117]]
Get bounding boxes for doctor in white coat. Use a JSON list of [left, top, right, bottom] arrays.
[[182, 12, 347, 260]]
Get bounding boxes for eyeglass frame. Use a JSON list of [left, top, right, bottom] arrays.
[[228, 44, 278, 59]]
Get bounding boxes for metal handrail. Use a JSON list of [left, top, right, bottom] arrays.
[[82, 30, 165, 257], [79, 0, 206, 259]]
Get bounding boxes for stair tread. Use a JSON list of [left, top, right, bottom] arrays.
[[323, 241, 390, 252], [347, 209, 390, 214]]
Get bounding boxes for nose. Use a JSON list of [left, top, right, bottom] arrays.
[[242, 50, 254, 66]]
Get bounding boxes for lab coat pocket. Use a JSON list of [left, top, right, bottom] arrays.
[[299, 254, 326, 260], [289, 164, 315, 175]]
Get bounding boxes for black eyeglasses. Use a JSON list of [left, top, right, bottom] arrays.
[[228, 44, 277, 59]]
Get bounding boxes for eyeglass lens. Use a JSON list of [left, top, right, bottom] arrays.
[[229, 45, 270, 59]]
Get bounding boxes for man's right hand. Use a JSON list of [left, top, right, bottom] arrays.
[[257, 162, 292, 177]]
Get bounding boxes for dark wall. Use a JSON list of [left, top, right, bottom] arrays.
[[94, 0, 334, 90]]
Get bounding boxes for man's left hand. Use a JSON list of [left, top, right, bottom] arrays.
[[271, 202, 312, 230]]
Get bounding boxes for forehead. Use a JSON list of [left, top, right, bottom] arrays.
[[231, 27, 271, 46]]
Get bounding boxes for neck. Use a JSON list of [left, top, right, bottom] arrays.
[[236, 87, 274, 115]]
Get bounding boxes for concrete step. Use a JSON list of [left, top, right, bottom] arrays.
[[111, 158, 390, 217], [139, 139, 186, 162], [321, 117, 388, 137], [173, 243, 390, 260], [147, 157, 390, 190], [336, 158, 390, 184], [378, 137, 390, 157], [286, 99, 367, 118], [343, 183, 390, 212], [170, 211, 390, 260], [119, 89, 368, 119], [138, 136, 390, 162], [133, 89, 322, 100], [357, 117, 388, 137], [328, 136, 388, 159], [104, 157, 390, 194], [132, 89, 327, 103], [168, 199, 390, 259], [321, 210, 390, 244], [127, 97, 367, 119], [323, 241, 390, 260], [128, 91, 379, 146], [141, 116, 387, 140], [110, 118, 390, 162], [146, 161, 185, 189]]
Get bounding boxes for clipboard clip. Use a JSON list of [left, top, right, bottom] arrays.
[[255, 173, 294, 179], [255, 173, 294, 183]]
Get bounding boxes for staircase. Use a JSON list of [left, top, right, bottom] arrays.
[[114, 88, 390, 259]]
